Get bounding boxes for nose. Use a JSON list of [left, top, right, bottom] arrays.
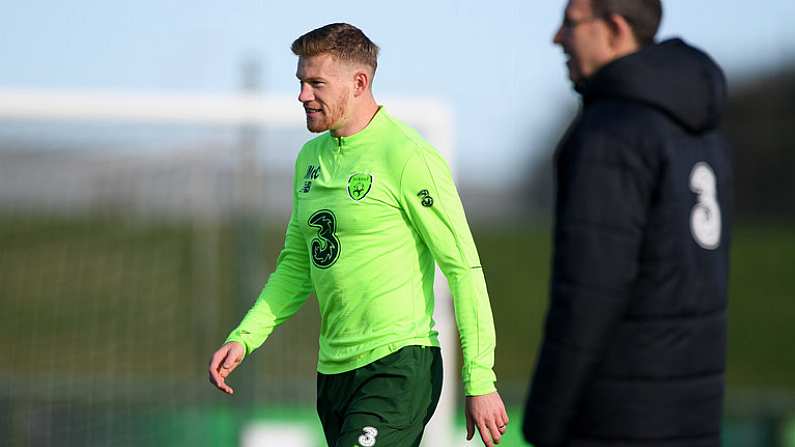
[[298, 82, 313, 103], [553, 25, 564, 45]]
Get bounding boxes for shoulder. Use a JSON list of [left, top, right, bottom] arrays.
[[378, 110, 448, 172], [293, 133, 327, 169], [554, 104, 662, 193], [568, 100, 666, 168], [583, 99, 660, 136], [297, 133, 327, 158], [582, 97, 682, 147]]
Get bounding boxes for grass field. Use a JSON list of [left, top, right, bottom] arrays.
[[1, 213, 794, 445], [2, 214, 794, 389]]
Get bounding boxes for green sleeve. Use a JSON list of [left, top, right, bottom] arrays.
[[399, 149, 497, 396], [224, 178, 314, 357]]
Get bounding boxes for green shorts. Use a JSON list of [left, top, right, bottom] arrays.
[[316, 345, 443, 447]]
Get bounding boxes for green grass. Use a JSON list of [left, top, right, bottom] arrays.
[[471, 223, 551, 400], [1, 214, 794, 391], [725, 225, 795, 387], [2, 214, 794, 446]]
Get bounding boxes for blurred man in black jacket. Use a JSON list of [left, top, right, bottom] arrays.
[[523, 1, 732, 446]]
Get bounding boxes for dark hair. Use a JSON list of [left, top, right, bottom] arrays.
[[291, 23, 379, 73], [591, 0, 662, 46]]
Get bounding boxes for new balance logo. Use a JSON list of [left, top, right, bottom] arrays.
[[301, 164, 321, 193]]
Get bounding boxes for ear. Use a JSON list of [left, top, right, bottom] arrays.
[[352, 69, 370, 97], [604, 13, 640, 53]]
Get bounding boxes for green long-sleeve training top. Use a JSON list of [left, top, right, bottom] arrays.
[[226, 107, 497, 395]]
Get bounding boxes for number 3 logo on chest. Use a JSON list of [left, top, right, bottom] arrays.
[[308, 209, 340, 268]]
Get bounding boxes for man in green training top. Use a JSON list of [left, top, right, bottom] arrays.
[[208, 23, 508, 447]]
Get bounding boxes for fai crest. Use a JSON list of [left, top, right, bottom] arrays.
[[347, 173, 373, 201]]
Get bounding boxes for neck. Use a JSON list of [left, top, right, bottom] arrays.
[[613, 36, 641, 61], [331, 95, 380, 138]]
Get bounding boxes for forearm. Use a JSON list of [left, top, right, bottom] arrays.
[[450, 267, 498, 396], [225, 217, 313, 356]]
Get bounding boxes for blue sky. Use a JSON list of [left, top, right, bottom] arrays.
[[1, 1, 794, 187]]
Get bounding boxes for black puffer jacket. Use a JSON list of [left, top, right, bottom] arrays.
[[523, 39, 732, 447]]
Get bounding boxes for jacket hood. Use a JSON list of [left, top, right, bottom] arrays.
[[580, 38, 727, 133]]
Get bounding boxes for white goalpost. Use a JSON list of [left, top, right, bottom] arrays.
[[0, 87, 458, 447]]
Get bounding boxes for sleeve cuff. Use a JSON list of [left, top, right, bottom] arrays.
[[463, 366, 497, 396]]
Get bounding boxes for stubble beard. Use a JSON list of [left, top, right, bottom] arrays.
[[306, 89, 350, 134]]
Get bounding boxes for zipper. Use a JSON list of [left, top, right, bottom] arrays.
[[332, 136, 343, 176]]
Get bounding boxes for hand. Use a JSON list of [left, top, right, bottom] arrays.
[[465, 391, 509, 446], [208, 341, 244, 395]]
